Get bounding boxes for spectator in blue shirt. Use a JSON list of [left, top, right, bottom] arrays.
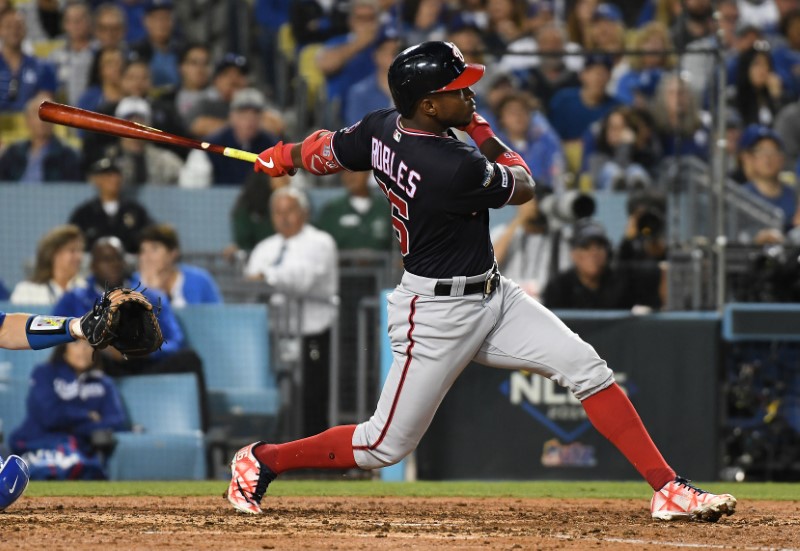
[[9, 339, 127, 479], [76, 46, 125, 114], [316, 0, 383, 126], [52, 236, 210, 429], [131, 0, 182, 89], [135, 223, 222, 307], [739, 124, 798, 231], [493, 90, 566, 193], [548, 54, 620, 141], [343, 29, 400, 126], [580, 106, 661, 191], [0, 9, 57, 113], [615, 21, 675, 107]]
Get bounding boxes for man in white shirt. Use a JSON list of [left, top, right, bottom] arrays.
[[245, 186, 338, 436]]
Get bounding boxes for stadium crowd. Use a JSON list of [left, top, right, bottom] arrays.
[[1, 0, 798, 308]]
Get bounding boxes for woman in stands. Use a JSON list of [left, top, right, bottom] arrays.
[[9, 339, 128, 480], [136, 223, 222, 307], [76, 46, 125, 113], [10, 225, 86, 306]]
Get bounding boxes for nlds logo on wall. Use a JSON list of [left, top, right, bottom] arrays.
[[499, 373, 632, 468]]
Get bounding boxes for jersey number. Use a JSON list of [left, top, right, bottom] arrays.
[[388, 190, 410, 256]]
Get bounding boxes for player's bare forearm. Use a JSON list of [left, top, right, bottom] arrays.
[[478, 136, 511, 163], [290, 143, 302, 168], [506, 166, 535, 205], [0, 313, 31, 349]]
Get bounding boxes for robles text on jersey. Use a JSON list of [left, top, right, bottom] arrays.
[[371, 137, 420, 198]]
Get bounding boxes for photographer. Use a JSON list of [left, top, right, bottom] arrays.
[[491, 190, 571, 300], [543, 219, 662, 310], [618, 190, 668, 265]]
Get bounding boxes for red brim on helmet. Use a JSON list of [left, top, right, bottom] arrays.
[[437, 63, 485, 92]]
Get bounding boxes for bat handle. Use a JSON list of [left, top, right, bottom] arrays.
[[222, 147, 258, 163]]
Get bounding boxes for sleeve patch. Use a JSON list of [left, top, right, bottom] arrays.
[[499, 164, 509, 188], [481, 161, 494, 187], [27, 315, 69, 334]]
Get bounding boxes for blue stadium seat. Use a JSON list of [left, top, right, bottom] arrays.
[[174, 305, 280, 419], [107, 373, 206, 480], [0, 378, 32, 445]]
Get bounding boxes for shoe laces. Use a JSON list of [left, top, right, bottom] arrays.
[[252, 465, 276, 504], [674, 477, 707, 495]]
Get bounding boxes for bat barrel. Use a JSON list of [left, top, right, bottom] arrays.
[[38, 101, 256, 163]]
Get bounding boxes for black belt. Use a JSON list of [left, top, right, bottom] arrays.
[[434, 269, 500, 297]]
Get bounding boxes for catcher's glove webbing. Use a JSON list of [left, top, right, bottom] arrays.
[[80, 286, 164, 357]]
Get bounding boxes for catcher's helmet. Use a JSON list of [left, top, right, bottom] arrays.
[[388, 41, 485, 117]]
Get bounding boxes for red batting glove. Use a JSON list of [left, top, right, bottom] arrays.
[[254, 141, 297, 177], [457, 112, 495, 148]]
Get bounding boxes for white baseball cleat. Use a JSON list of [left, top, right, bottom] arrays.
[[651, 477, 737, 522], [224, 442, 276, 514]]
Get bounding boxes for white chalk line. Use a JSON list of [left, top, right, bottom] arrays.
[[554, 533, 798, 550]]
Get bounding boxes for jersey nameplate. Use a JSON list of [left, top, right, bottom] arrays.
[[371, 137, 420, 198]]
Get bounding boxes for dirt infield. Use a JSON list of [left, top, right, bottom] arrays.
[[1, 495, 798, 550]]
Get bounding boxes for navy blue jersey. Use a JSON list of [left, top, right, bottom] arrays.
[[331, 108, 516, 278]]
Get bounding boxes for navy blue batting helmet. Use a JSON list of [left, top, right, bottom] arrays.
[[388, 41, 485, 117]]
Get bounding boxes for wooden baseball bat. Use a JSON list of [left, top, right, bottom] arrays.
[[38, 100, 258, 163]]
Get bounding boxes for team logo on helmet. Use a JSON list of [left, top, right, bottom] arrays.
[[451, 43, 465, 63]]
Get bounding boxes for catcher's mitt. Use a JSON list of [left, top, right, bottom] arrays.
[[80, 287, 164, 357]]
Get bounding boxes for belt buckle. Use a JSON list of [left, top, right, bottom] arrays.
[[484, 269, 500, 295]]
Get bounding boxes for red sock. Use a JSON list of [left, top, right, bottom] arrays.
[[582, 383, 675, 490], [254, 425, 358, 475]]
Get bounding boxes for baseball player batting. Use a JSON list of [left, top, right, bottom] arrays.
[[226, 41, 737, 522]]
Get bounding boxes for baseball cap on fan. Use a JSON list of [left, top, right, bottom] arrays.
[[231, 88, 266, 111], [570, 219, 611, 249], [115, 96, 152, 124], [89, 157, 122, 175], [144, 0, 173, 12], [593, 3, 623, 23], [738, 124, 784, 152], [214, 53, 249, 78]]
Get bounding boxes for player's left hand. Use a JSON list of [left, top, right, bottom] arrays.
[[80, 287, 164, 357], [457, 112, 491, 134], [456, 112, 495, 148], [255, 141, 296, 178]]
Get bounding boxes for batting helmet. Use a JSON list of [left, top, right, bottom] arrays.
[[388, 41, 485, 117]]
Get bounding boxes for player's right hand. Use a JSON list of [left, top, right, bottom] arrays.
[[255, 141, 296, 177]]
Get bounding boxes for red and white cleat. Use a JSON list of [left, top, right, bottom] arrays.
[[651, 477, 737, 522], [225, 442, 276, 514]]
